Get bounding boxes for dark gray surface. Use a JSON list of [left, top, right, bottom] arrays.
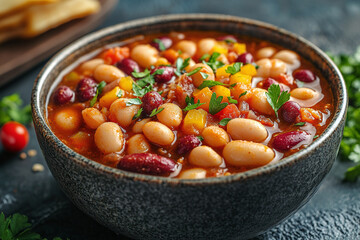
[[0, 0, 359, 239]]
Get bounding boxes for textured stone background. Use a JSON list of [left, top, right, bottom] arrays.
[[1, 0, 360, 239]]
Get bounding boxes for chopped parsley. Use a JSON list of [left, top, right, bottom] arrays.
[[183, 96, 205, 111], [197, 80, 236, 90], [153, 38, 166, 51], [200, 72, 209, 80], [90, 81, 106, 107], [295, 122, 305, 126], [131, 69, 162, 97], [186, 67, 202, 76], [209, 92, 228, 115], [238, 91, 247, 99], [219, 118, 232, 126], [174, 57, 190, 76], [197, 135, 204, 141], [126, 98, 142, 106], [227, 96, 238, 104], [149, 107, 164, 117], [132, 108, 143, 120], [202, 52, 225, 72], [225, 62, 242, 75], [265, 84, 290, 118]]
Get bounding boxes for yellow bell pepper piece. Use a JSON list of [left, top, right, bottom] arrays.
[[182, 109, 208, 135], [216, 64, 233, 80], [119, 76, 133, 92], [233, 43, 246, 55], [211, 43, 228, 55], [212, 85, 230, 102], [193, 87, 212, 112], [240, 64, 257, 77], [99, 86, 123, 108], [155, 57, 171, 66], [229, 72, 252, 86]]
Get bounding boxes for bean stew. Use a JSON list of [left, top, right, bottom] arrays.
[[46, 31, 334, 178]]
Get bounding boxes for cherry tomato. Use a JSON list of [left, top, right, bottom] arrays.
[[0, 121, 29, 152]]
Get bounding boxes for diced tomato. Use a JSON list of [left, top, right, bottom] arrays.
[[214, 104, 240, 120], [275, 73, 293, 86], [300, 108, 322, 124], [101, 47, 130, 65]]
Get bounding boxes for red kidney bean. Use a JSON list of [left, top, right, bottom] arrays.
[[117, 153, 176, 175], [236, 53, 254, 64], [53, 86, 74, 105], [150, 36, 172, 51], [116, 58, 140, 76], [293, 69, 316, 82], [76, 78, 97, 102], [177, 135, 202, 155], [280, 101, 301, 123], [142, 91, 163, 115], [216, 35, 238, 43], [272, 131, 310, 151], [151, 66, 175, 83], [262, 78, 285, 91]]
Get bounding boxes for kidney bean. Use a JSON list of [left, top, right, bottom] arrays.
[[236, 53, 254, 64], [142, 91, 163, 115], [177, 135, 202, 155], [293, 69, 316, 82], [151, 66, 175, 83], [53, 86, 74, 105], [272, 131, 310, 151], [76, 78, 97, 102], [280, 101, 301, 123], [150, 36, 173, 51], [216, 35, 238, 43], [116, 58, 140, 76], [261, 78, 286, 91], [117, 153, 176, 175]]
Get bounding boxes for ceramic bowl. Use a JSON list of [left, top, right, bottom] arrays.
[[31, 14, 347, 240]]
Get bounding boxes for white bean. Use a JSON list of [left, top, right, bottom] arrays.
[[94, 122, 124, 154], [54, 108, 81, 132], [197, 38, 216, 57], [82, 107, 105, 129], [189, 63, 215, 87], [248, 88, 274, 115], [175, 40, 197, 57], [131, 44, 159, 68], [93, 64, 125, 83], [109, 98, 140, 127], [132, 118, 151, 133], [188, 146, 222, 167], [178, 168, 207, 179], [227, 118, 267, 142], [290, 88, 318, 100], [202, 126, 229, 148], [79, 58, 104, 75], [223, 140, 274, 167], [143, 121, 175, 146], [156, 103, 183, 128], [127, 134, 151, 154], [273, 50, 299, 65], [257, 47, 276, 59]]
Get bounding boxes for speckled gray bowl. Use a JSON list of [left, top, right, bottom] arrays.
[[31, 14, 347, 240]]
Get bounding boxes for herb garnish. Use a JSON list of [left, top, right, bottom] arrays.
[[265, 84, 291, 118], [183, 96, 205, 111], [199, 53, 210, 61], [209, 92, 228, 115], [197, 80, 236, 90], [153, 38, 166, 51], [0, 212, 68, 240], [174, 57, 190, 76], [225, 62, 242, 75], [200, 72, 208, 80], [126, 98, 142, 106], [186, 67, 202, 76], [202, 52, 225, 72], [295, 122, 305, 126], [219, 118, 232, 126], [132, 108, 143, 120], [0, 94, 32, 126], [197, 136, 204, 141], [227, 96, 238, 104], [238, 91, 247, 99], [131, 69, 160, 97], [90, 81, 106, 107], [149, 107, 164, 117]]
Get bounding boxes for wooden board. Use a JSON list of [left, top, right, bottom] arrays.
[[0, 0, 116, 87]]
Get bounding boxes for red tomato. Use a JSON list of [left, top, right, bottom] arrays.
[[214, 104, 240, 120], [0, 121, 29, 152]]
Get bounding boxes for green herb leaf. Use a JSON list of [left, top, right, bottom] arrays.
[[174, 57, 190, 76], [209, 92, 228, 115], [200, 72, 208, 80], [238, 91, 247, 99], [265, 84, 290, 118], [295, 122, 305, 126], [132, 69, 150, 78], [197, 136, 204, 141], [183, 96, 205, 111], [0, 94, 32, 126], [132, 108, 143, 120], [149, 107, 164, 117], [203, 52, 224, 72], [219, 118, 232, 126], [90, 81, 106, 107], [153, 38, 166, 51], [151, 69, 165, 76], [227, 96, 238, 104], [345, 164, 360, 182], [197, 80, 236, 90], [131, 69, 157, 97], [126, 98, 142, 106], [117, 90, 123, 98], [186, 67, 202, 76], [313, 135, 319, 139], [225, 62, 242, 75], [199, 53, 210, 61]]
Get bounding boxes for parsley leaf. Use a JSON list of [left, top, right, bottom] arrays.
[[209, 92, 228, 115], [219, 118, 232, 126], [183, 96, 205, 111], [126, 98, 142, 106], [153, 38, 166, 51], [132, 69, 150, 78], [199, 53, 210, 61], [225, 62, 242, 75], [186, 67, 202, 76], [227, 96, 238, 104], [0, 94, 32, 126], [295, 122, 305, 126], [149, 107, 164, 117], [131, 69, 160, 97], [197, 136, 204, 141], [90, 81, 106, 107], [174, 57, 190, 76], [238, 91, 247, 99], [197, 80, 236, 90], [200, 72, 208, 80], [132, 108, 143, 120], [203, 52, 224, 72], [265, 84, 290, 118]]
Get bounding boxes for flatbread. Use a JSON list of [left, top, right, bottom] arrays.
[[0, 0, 57, 18], [23, 0, 100, 37], [0, 12, 25, 30]]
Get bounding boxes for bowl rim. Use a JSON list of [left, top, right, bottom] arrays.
[[31, 13, 347, 185]]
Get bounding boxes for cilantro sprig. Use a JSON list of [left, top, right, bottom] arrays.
[[132, 108, 143, 120], [0, 212, 68, 240], [265, 84, 290, 118], [149, 107, 164, 117], [174, 58, 190, 76], [202, 52, 225, 72], [131, 69, 163, 97], [219, 118, 232, 126], [90, 81, 106, 107], [197, 80, 236, 90], [126, 98, 142, 106], [225, 62, 242, 75], [186, 67, 202, 76], [183, 96, 205, 111], [0, 94, 32, 126], [209, 92, 228, 115]]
